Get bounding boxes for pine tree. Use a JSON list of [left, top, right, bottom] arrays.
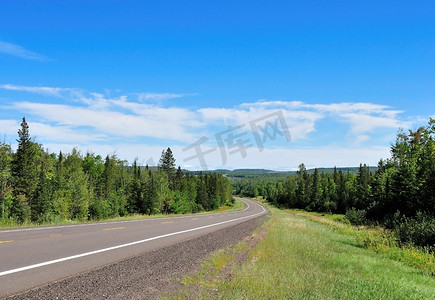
[[11, 117, 39, 222], [158, 147, 176, 190], [295, 163, 308, 208], [336, 170, 347, 213], [174, 166, 184, 191], [129, 159, 142, 213], [356, 164, 371, 209], [158, 147, 176, 174], [142, 168, 156, 215], [102, 155, 115, 199], [196, 172, 208, 211]]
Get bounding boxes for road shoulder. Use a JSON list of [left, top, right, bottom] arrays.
[[6, 213, 267, 300]]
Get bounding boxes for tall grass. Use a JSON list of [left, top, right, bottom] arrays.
[[170, 202, 435, 299], [295, 210, 435, 276]]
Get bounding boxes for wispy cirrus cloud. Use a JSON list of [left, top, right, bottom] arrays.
[[0, 84, 193, 105], [137, 92, 185, 102], [0, 40, 47, 61], [0, 84, 80, 98]]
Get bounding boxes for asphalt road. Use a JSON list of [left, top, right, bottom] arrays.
[[0, 198, 266, 298]]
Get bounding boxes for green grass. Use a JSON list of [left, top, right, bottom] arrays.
[[170, 202, 435, 299], [0, 198, 245, 229], [293, 210, 435, 276]]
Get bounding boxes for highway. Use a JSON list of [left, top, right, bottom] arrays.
[[0, 198, 266, 298]]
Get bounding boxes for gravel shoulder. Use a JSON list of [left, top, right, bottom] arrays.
[[6, 214, 267, 300]]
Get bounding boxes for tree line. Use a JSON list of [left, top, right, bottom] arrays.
[[234, 118, 435, 250], [0, 118, 233, 224]]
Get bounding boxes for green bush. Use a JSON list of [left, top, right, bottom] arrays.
[[345, 208, 367, 226], [394, 212, 435, 251]]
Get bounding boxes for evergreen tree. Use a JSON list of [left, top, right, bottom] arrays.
[[418, 119, 435, 216], [196, 172, 209, 211], [355, 164, 371, 209], [155, 170, 171, 214], [295, 163, 309, 208], [32, 152, 53, 222], [158, 147, 176, 185], [11, 117, 39, 222], [0, 142, 13, 219], [56, 151, 65, 189], [335, 170, 347, 213], [309, 168, 322, 211], [174, 166, 184, 191], [129, 159, 142, 213], [142, 168, 156, 215], [102, 155, 115, 199]]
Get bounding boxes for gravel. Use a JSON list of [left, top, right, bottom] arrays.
[[6, 215, 267, 300]]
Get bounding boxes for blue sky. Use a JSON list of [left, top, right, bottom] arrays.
[[1, 0, 434, 170]]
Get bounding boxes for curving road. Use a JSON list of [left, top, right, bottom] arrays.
[[0, 198, 266, 298]]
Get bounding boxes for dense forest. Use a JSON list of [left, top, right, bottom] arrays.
[[0, 118, 233, 225], [234, 118, 435, 250]]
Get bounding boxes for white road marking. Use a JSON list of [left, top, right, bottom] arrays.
[[0, 201, 266, 277]]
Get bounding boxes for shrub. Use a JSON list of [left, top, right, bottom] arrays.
[[345, 208, 367, 226], [394, 212, 435, 251]]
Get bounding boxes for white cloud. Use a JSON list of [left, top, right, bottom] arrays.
[[0, 40, 46, 60], [4, 92, 408, 148], [110, 99, 203, 127], [341, 113, 408, 134], [29, 122, 107, 143], [137, 92, 185, 102], [0, 84, 82, 99], [353, 134, 371, 146], [0, 119, 20, 136], [1, 85, 414, 169], [198, 106, 323, 141], [239, 100, 407, 137], [305, 102, 400, 116], [12, 101, 202, 143]]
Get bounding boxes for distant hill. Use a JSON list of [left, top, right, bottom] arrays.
[[188, 166, 377, 178]]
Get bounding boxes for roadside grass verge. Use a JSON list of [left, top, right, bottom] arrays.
[[0, 198, 245, 229], [167, 201, 435, 299], [292, 210, 435, 276]]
